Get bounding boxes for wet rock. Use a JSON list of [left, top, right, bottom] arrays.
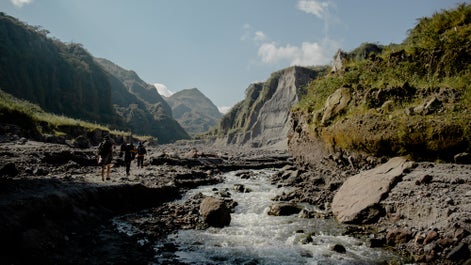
[[233, 184, 251, 193], [199, 196, 231, 228], [330, 244, 346, 253], [369, 237, 385, 248], [267, 202, 301, 216]]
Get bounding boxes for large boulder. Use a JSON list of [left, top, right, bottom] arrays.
[[199, 196, 231, 228], [332, 157, 415, 224]]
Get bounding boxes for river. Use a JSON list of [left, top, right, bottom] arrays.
[[116, 169, 403, 265]]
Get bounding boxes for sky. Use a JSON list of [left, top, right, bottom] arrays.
[[1, 0, 466, 113]]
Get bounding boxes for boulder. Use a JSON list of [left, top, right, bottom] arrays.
[[199, 196, 231, 228], [321, 87, 351, 125], [332, 157, 415, 224], [0, 163, 19, 177], [267, 202, 301, 216]]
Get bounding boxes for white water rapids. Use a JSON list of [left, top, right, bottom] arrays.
[[153, 169, 402, 265], [113, 169, 403, 264]]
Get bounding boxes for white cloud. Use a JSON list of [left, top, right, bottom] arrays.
[[254, 31, 267, 42], [153, 83, 174, 97], [297, 0, 329, 19], [11, 0, 33, 8], [257, 39, 338, 66], [241, 24, 268, 44]]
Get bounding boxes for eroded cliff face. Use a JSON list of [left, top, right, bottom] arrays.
[[214, 66, 324, 150]]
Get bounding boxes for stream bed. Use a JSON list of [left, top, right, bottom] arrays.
[[116, 169, 403, 265]]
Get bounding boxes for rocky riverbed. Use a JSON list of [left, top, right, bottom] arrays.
[[0, 138, 470, 264]]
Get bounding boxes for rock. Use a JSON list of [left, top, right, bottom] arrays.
[[267, 202, 301, 216], [73, 135, 90, 149], [369, 237, 385, 248], [446, 242, 470, 261], [455, 153, 471, 164], [199, 196, 231, 228], [415, 174, 433, 185], [424, 230, 438, 244], [321, 87, 352, 125], [386, 229, 412, 246], [332, 157, 414, 224], [423, 97, 442, 114], [33, 167, 49, 176], [0, 162, 19, 177], [233, 184, 251, 193], [330, 244, 346, 253]]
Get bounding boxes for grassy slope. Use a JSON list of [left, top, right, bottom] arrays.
[[294, 3, 471, 161]]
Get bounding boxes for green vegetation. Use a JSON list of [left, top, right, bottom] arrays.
[[295, 3, 471, 161], [0, 13, 189, 143], [0, 89, 153, 142]]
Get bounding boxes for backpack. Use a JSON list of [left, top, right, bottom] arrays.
[[137, 145, 146, 155], [98, 140, 111, 156]]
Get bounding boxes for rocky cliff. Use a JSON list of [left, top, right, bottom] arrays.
[[212, 66, 326, 149]]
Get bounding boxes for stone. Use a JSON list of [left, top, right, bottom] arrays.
[[73, 135, 90, 149], [424, 230, 438, 245], [0, 163, 19, 177], [267, 202, 301, 216], [386, 229, 412, 246], [447, 242, 470, 261], [199, 196, 231, 228], [415, 174, 433, 185], [455, 153, 471, 164], [332, 157, 414, 224], [321, 87, 352, 125], [330, 244, 346, 253]]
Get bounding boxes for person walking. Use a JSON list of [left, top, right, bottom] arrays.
[[97, 135, 114, 181], [136, 141, 147, 168], [120, 140, 136, 176]]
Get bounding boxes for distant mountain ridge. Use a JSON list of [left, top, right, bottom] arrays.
[[165, 88, 222, 135], [0, 12, 188, 143], [95, 58, 190, 143]]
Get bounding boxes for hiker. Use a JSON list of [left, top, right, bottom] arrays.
[[97, 135, 114, 181], [136, 141, 147, 168], [120, 140, 136, 176]]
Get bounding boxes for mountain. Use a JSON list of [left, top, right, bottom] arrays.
[[95, 58, 190, 143], [0, 12, 189, 143], [0, 12, 120, 126], [165, 88, 222, 135], [210, 66, 327, 149]]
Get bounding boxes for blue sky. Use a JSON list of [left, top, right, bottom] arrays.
[[1, 0, 465, 112]]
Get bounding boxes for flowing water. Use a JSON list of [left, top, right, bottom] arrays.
[[116, 169, 403, 265]]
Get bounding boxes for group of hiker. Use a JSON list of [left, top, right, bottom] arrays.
[[97, 135, 147, 181]]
